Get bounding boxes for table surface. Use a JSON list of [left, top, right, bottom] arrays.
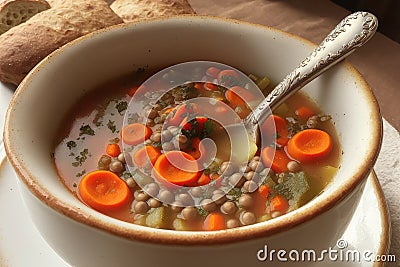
[[189, 0, 400, 131]]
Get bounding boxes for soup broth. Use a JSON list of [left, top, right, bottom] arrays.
[[54, 64, 341, 230]]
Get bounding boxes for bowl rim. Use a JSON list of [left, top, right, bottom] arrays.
[[3, 15, 383, 245]]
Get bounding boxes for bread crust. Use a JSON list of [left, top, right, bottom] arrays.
[[0, 0, 123, 85], [0, 0, 50, 35], [110, 0, 195, 23]]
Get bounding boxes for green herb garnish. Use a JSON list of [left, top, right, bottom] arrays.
[[107, 120, 117, 133], [66, 140, 77, 150], [116, 101, 128, 114], [79, 124, 95, 136]]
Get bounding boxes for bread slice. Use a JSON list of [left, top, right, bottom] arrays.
[[0, 0, 123, 85], [110, 0, 195, 23], [0, 0, 50, 35]]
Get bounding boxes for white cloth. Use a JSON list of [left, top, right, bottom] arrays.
[[375, 119, 400, 265]]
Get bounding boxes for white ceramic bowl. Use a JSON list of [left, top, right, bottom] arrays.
[[4, 16, 382, 267]]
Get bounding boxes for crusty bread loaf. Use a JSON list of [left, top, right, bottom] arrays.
[[46, 0, 113, 8], [110, 0, 195, 23], [0, 0, 123, 85], [0, 0, 50, 35]]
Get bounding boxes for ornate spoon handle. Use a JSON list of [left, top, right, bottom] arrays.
[[246, 11, 378, 127]]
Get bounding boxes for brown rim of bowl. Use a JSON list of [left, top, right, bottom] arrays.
[[3, 15, 383, 245], [370, 171, 391, 267]]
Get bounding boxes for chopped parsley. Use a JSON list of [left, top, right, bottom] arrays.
[[66, 140, 77, 150], [116, 101, 128, 114], [79, 124, 95, 136], [196, 207, 209, 218], [227, 187, 242, 201], [72, 148, 90, 167], [107, 120, 117, 133], [76, 169, 86, 178]]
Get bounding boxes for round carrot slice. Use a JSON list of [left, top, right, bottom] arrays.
[[153, 151, 200, 187], [121, 123, 152, 145], [287, 129, 332, 163], [133, 145, 161, 168], [78, 170, 132, 213], [261, 146, 291, 173]]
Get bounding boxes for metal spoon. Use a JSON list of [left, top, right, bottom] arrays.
[[244, 11, 378, 142]]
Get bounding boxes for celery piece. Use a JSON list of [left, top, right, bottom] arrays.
[[172, 218, 191, 231], [134, 214, 147, 226], [146, 207, 167, 228], [258, 214, 272, 223], [274, 172, 310, 211], [248, 73, 260, 83], [319, 165, 338, 180], [257, 76, 271, 92]]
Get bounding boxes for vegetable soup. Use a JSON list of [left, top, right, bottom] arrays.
[[54, 63, 341, 231]]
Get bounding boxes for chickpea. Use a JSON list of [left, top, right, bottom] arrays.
[[220, 201, 237, 215], [176, 193, 194, 206], [161, 129, 173, 142], [136, 192, 150, 202], [189, 187, 203, 198], [144, 183, 160, 197], [98, 155, 112, 170], [134, 201, 150, 214], [146, 119, 156, 127], [150, 132, 162, 143], [170, 201, 184, 213], [238, 194, 254, 209], [242, 180, 258, 193], [162, 142, 175, 151], [307, 115, 319, 128], [181, 207, 198, 220], [211, 193, 227, 205], [244, 171, 255, 181], [249, 160, 264, 172], [148, 198, 162, 208], [287, 161, 301, 172], [109, 160, 125, 173], [226, 219, 240, 229], [117, 153, 127, 163], [147, 109, 158, 120], [229, 173, 245, 188], [240, 211, 256, 225], [200, 199, 217, 212], [158, 189, 174, 203], [125, 177, 136, 188], [219, 161, 235, 176]]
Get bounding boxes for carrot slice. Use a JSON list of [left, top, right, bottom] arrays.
[[106, 143, 121, 157], [261, 146, 291, 173], [204, 82, 219, 91], [203, 213, 225, 231], [258, 184, 270, 199], [295, 107, 315, 121], [261, 115, 289, 146], [287, 129, 332, 163], [168, 103, 199, 126], [270, 195, 289, 213], [225, 86, 255, 107], [133, 146, 161, 168], [217, 69, 240, 87], [197, 172, 211, 186], [153, 151, 200, 186], [78, 170, 132, 213], [121, 123, 152, 145], [206, 67, 221, 78]]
